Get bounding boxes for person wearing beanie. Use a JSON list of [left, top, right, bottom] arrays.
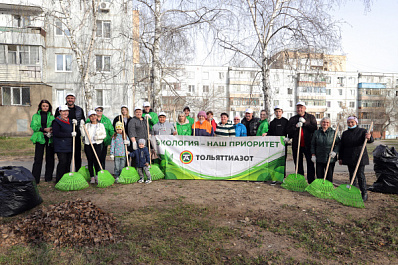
[[192, 111, 214, 136], [129, 138, 152, 184], [110, 121, 130, 182]]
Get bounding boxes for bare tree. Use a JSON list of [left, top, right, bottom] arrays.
[[215, 0, 341, 114]]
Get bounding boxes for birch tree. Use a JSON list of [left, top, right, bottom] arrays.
[[216, 0, 341, 114]]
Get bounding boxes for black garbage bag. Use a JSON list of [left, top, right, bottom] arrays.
[[0, 166, 43, 217], [368, 145, 398, 194]]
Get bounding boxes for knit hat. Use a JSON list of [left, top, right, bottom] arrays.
[[197, 111, 207, 119], [138, 139, 146, 145], [115, 121, 123, 130]]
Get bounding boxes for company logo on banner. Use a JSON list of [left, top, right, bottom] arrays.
[[153, 135, 286, 181], [180, 150, 193, 164]]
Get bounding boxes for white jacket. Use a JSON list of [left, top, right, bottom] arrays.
[[80, 123, 106, 145]]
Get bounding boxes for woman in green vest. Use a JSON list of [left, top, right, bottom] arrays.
[[30, 99, 55, 183], [176, 113, 192, 135], [256, 110, 269, 136]]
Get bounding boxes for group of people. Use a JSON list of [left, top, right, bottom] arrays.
[[30, 95, 374, 202]]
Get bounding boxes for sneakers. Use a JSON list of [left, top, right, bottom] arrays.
[[145, 180, 152, 184], [270, 181, 277, 186], [95, 175, 98, 184], [138, 179, 144, 183], [115, 177, 119, 184], [90, 177, 95, 184]]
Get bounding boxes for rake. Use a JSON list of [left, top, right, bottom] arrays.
[[305, 126, 339, 199], [118, 118, 140, 184], [77, 165, 95, 182], [332, 122, 373, 208], [282, 126, 308, 192], [83, 124, 114, 188], [55, 123, 89, 191], [145, 117, 165, 180]]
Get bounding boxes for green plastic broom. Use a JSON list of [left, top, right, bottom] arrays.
[[146, 117, 165, 181], [305, 126, 339, 199], [83, 124, 115, 188], [77, 165, 95, 182], [118, 119, 140, 184], [55, 123, 89, 191], [282, 126, 308, 192], [331, 122, 373, 208]]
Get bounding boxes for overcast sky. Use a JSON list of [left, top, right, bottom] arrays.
[[333, 0, 398, 73]]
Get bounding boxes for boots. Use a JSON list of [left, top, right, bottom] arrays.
[[357, 167, 368, 202]]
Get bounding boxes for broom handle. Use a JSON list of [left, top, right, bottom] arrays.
[[173, 107, 178, 135], [323, 126, 339, 181], [83, 124, 104, 171], [71, 123, 76, 172], [193, 116, 196, 136], [120, 116, 130, 167], [146, 116, 152, 165], [295, 126, 302, 175], [350, 122, 373, 186]]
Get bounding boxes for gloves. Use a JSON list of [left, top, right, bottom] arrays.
[[299, 117, 306, 123], [110, 155, 114, 160], [93, 135, 98, 141], [296, 122, 303, 128], [72, 119, 77, 125], [80, 119, 85, 125], [71, 132, 77, 137], [329, 151, 337, 158], [46, 132, 52, 138], [283, 137, 290, 144], [145, 114, 152, 119], [132, 142, 137, 150], [124, 140, 130, 145], [311, 156, 316, 163]]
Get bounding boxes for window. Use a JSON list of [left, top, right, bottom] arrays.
[[274, 100, 279, 106], [0, 45, 5, 64], [19, 46, 39, 65], [250, 71, 256, 79], [338, 101, 343, 107], [338, 89, 342, 96], [56, 89, 65, 107], [8, 45, 17, 64], [203, 85, 209, 93], [315, 113, 321, 119], [219, 72, 224, 79], [173, 83, 181, 90], [96, 20, 111, 38], [289, 100, 293, 107], [56, 54, 72, 72], [96, 55, 110, 72], [349, 102, 355, 108], [325, 76, 331, 84], [202, 72, 209, 80], [351, 89, 355, 96], [96, 90, 104, 106], [326, 101, 331, 107], [337, 77, 344, 86], [326, 113, 331, 118], [287, 113, 292, 118], [0, 45, 39, 65], [55, 21, 70, 36], [12, 15, 30, 28], [1, 87, 30, 106], [218, 86, 224, 93], [274, 87, 279, 94], [287, 88, 293, 94], [326, 89, 331, 95], [188, 85, 195, 93], [187, 71, 195, 79]]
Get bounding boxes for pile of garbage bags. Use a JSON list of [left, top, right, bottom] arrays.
[[369, 145, 398, 194]]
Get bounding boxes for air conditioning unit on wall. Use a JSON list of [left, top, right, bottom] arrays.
[[99, 2, 110, 12]]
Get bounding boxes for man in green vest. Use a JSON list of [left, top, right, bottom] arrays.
[[143, 101, 158, 130]]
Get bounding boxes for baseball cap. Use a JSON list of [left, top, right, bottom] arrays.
[[296, 102, 306, 107], [134, 106, 142, 111], [88, 110, 96, 117], [143, 101, 151, 107], [59, 105, 69, 111], [158, 111, 167, 117], [245, 108, 253, 114], [65, 93, 75, 98], [274, 105, 283, 110]]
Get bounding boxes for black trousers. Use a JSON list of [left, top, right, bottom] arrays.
[[292, 145, 315, 184], [84, 144, 102, 178], [99, 144, 108, 169], [74, 137, 82, 171], [31, 139, 54, 183], [315, 162, 335, 183], [56, 152, 72, 183], [348, 165, 367, 195]]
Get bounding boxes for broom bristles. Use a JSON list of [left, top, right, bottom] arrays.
[[55, 172, 89, 191], [146, 164, 165, 181], [305, 179, 335, 199], [331, 184, 365, 208], [97, 170, 115, 188], [77, 166, 91, 181], [281, 173, 308, 192], [118, 167, 140, 184]]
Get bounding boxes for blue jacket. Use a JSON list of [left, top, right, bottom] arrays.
[[234, 123, 247, 137], [52, 117, 73, 153], [129, 146, 150, 168]]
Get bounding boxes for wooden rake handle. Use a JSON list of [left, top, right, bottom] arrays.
[[323, 126, 339, 181], [83, 124, 104, 171], [350, 122, 373, 186], [146, 116, 152, 165], [120, 116, 130, 167], [71, 123, 76, 172], [173, 107, 178, 135]]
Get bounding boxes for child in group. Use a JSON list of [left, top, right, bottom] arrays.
[[110, 121, 130, 183], [129, 139, 152, 184]]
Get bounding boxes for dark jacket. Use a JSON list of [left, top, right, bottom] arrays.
[[52, 117, 73, 153], [128, 116, 148, 140], [129, 146, 150, 168], [287, 113, 317, 149], [241, 117, 260, 136], [55, 104, 85, 127], [339, 127, 374, 166], [311, 127, 340, 164], [268, 117, 288, 137]]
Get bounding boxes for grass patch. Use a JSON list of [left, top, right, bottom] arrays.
[[0, 137, 34, 157]]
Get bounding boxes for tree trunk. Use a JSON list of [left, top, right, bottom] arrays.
[[151, 0, 162, 112]]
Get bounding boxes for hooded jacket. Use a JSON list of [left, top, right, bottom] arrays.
[[129, 146, 150, 168], [234, 123, 247, 137], [256, 119, 269, 136], [30, 110, 55, 144]]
